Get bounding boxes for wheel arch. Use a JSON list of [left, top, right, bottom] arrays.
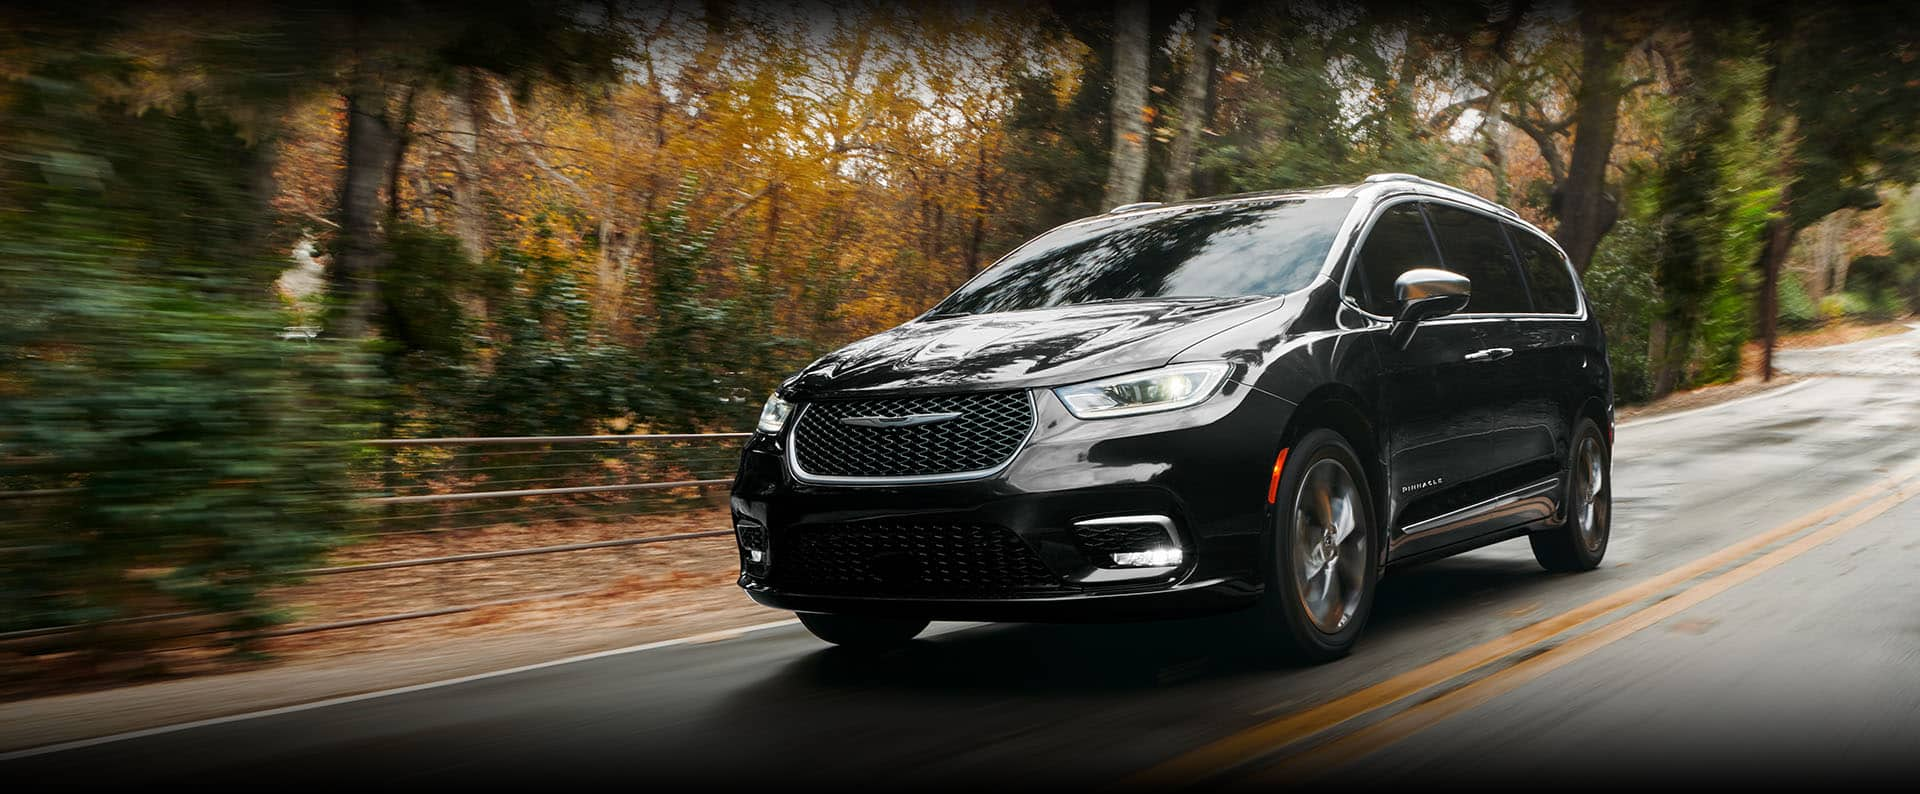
[[1574, 393, 1612, 449], [1276, 384, 1391, 553]]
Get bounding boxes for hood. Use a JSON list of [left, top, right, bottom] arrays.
[[785, 296, 1286, 398]]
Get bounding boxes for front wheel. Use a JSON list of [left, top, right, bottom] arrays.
[[1530, 418, 1612, 573], [1258, 428, 1380, 664], [797, 612, 929, 649]]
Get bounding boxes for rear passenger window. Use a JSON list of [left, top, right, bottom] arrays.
[[1511, 228, 1579, 313], [1424, 204, 1531, 314], [1350, 202, 1442, 315]]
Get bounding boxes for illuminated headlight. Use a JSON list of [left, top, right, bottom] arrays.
[[1111, 547, 1184, 567], [757, 392, 795, 434], [1053, 363, 1230, 419]]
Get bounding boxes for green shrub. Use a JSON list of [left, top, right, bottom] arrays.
[[1583, 218, 1662, 404], [1867, 290, 1906, 321], [1691, 266, 1751, 385], [1777, 276, 1821, 330], [0, 70, 362, 642], [1818, 292, 1872, 321]]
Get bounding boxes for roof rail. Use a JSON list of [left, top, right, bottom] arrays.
[[1107, 201, 1164, 214], [1362, 173, 1518, 219]]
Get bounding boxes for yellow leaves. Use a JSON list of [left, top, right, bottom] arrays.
[[246, 5, 1061, 357]]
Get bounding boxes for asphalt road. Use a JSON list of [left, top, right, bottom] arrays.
[[10, 327, 1920, 788]]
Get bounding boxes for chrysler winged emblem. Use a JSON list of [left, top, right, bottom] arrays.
[[838, 412, 963, 428]]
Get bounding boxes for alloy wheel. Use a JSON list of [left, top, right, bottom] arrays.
[[1291, 458, 1368, 634], [1573, 435, 1606, 550]]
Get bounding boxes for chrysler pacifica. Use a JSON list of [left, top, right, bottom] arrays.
[[730, 173, 1613, 661]]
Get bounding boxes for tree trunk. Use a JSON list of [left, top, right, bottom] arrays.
[[449, 68, 490, 263], [1162, 0, 1218, 201], [332, 84, 399, 340], [1652, 316, 1693, 397], [1647, 316, 1677, 396], [1757, 185, 1796, 382], [383, 86, 417, 222], [1552, 10, 1629, 274], [1478, 60, 1513, 206], [1102, 0, 1151, 208], [963, 138, 990, 278], [1818, 211, 1849, 296]]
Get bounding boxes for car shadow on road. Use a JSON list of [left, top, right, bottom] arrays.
[[747, 554, 1566, 698]]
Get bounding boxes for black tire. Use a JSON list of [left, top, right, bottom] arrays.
[[1258, 428, 1381, 664], [797, 612, 929, 649], [1530, 418, 1612, 573]]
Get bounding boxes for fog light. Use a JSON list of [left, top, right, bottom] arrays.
[[735, 520, 769, 568], [1110, 547, 1183, 568], [1071, 514, 1184, 573]]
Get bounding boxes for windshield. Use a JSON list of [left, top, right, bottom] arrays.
[[931, 196, 1355, 316]]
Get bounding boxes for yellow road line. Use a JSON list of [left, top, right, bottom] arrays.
[[1132, 461, 1920, 787], [1255, 477, 1920, 782]]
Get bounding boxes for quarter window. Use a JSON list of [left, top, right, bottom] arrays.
[[1511, 227, 1580, 314], [1350, 202, 1442, 315], [1424, 204, 1532, 314]]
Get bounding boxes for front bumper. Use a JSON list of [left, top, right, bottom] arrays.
[[729, 381, 1293, 622], [741, 577, 1261, 623]]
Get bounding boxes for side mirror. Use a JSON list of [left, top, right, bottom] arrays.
[[1389, 268, 1471, 348]]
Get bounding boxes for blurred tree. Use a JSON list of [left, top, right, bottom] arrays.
[[1749, 2, 1920, 378], [997, 40, 1109, 248], [1884, 186, 1920, 313], [171, 1, 626, 341], [1647, 17, 1772, 395], [1451, 3, 1658, 274], [1102, 0, 1152, 207], [1162, 0, 1219, 201], [1202, 3, 1467, 190], [1548, 7, 1640, 274], [0, 19, 362, 644]]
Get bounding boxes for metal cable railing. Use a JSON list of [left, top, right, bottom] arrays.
[[0, 432, 753, 646]]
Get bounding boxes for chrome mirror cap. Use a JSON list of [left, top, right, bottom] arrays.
[[1390, 268, 1472, 349], [1394, 268, 1471, 303]]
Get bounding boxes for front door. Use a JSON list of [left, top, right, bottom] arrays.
[[1377, 315, 1515, 552], [1343, 199, 1514, 554]]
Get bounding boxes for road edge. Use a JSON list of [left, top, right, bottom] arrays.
[[0, 618, 799, 762]]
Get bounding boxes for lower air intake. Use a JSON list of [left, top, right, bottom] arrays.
[[774, 522, 1066, 598]]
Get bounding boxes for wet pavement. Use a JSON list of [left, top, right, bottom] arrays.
[[9, 329, 1920, 787]]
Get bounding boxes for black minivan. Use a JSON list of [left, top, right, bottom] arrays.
[[730, 173, 1612, 660]]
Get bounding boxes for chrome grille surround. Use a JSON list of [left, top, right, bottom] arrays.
[[787, 390, 1037, 485]]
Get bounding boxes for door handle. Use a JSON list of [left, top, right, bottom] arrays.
[[1464, 347, 1514, 362]]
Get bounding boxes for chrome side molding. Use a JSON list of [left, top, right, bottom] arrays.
[[1401, 477, 1560, 536]]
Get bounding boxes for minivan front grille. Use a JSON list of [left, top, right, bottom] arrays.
[[790, 391, 1033, 480], [772, 521, 1065, 597]]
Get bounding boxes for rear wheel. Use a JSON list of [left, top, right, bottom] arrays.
[[797, 612, 929, 649], [1530, 418, 1611, 572], [1259, 429, 1380, 664]]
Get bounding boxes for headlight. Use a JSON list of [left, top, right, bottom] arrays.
[[1053, 363, 1231, 419], [757, 392, 795, 434]]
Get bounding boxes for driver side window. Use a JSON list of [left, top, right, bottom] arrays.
[[1349, 202, 1442, 315]]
